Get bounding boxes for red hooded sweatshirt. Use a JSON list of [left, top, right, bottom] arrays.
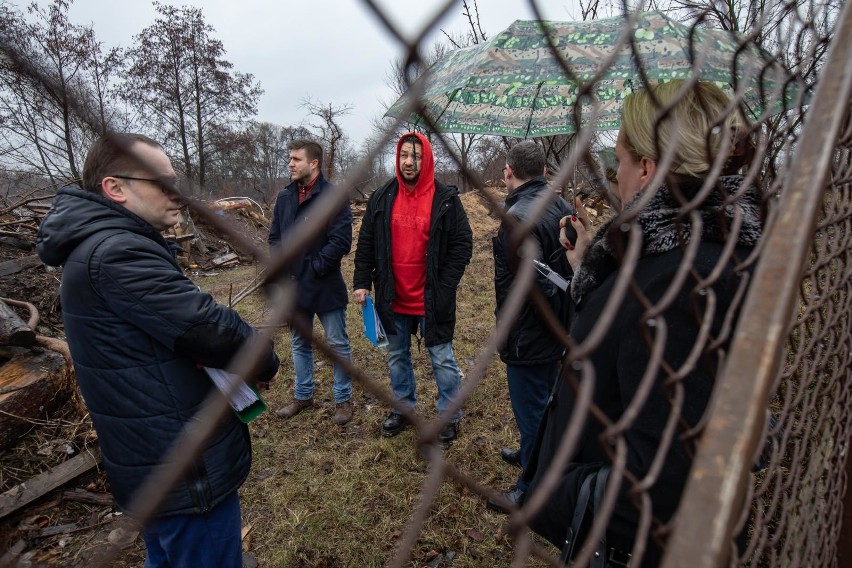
[[391, 132, 435, 315]]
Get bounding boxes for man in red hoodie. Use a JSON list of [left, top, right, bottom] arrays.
[[353, 132, 472, 444]]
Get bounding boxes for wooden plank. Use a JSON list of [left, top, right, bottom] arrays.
[[163, 233, 195, 243], [0, 254, 41, 278], [212, 252, 239, 266], [0, 448, 101, 520]]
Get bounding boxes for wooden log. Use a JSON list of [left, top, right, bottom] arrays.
[[35, 335, 72, 366], [0, 448, 101, 520], [211, 198, 252, 211], [61, 488, 114, 506], [0, 299, 35, 347], [0, 345, 71, 450], [247, 211, 270, 229]]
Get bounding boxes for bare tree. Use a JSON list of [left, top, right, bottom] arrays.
[[0, 0, 110, 184], [436, 0, 488, 192], [123, 2, 262, 192], [664, 0, 840, 179], [84, 32, 123, 138], [303, 98, 352, 182]]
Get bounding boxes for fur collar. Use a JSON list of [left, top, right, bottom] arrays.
[[570, 175, 763, 303]]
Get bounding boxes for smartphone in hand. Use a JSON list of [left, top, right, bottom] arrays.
[[560, 215, 577, 249]]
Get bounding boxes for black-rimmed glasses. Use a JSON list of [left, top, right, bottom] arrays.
[[110, 175, 177, 194]]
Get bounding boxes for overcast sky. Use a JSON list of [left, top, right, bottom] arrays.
[[33, 0, 582, 146]]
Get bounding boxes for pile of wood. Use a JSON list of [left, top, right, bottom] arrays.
[[0, 298, 72, 451], [165, 197, 271, 270]]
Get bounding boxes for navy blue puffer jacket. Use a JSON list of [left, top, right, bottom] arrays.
[[268, 173, 352, 315], [37, 187, 280, 517]]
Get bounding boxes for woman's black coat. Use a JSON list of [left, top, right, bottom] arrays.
[[524, 176, 763, 566]]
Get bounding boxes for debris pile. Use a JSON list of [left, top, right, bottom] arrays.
[[167, 197, 270, 271]]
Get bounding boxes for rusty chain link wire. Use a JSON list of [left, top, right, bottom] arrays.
[[3, 0, 849, 565]]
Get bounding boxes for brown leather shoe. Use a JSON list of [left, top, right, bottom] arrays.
[[331, 399, 354, 425], [275, 398, 313, 419]]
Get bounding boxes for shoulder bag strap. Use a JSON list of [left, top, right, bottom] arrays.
[[560, 473, 595, 564], [589, 467, 611, 568]]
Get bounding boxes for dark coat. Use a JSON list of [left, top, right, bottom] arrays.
[[268, 173, 352, 315], [353, 179, 473, 347], [524, 176, 763, 565], [37, 187, 280, 518], [493, 176, 573, 365]]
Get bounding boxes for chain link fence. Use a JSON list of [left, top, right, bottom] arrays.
[[3, 0, 850, 566]]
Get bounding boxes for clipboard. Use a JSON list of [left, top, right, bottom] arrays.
[[533, 259, 570, 291], [362, 296, 389, 348]]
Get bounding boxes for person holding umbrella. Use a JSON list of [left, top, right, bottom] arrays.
[[522, 80, 763, 566]]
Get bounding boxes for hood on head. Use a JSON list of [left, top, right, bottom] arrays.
[[395, 131, 435, 192]]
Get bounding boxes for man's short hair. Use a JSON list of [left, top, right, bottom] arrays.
[[82, 133, 161, 194], [288, 139, 324, 171], [400, 135, 422, 150], [507, 141, 545, 181]]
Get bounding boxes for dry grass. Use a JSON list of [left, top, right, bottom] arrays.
[[197, 192, 554, 567]]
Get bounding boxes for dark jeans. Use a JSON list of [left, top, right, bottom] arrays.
[[142, 490, 242, 568], [507, 361, 560, 491]]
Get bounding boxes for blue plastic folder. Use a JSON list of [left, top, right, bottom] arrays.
[[362, 296, 388, 348]]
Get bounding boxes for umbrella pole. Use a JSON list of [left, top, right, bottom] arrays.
[[524, 82, 545, 139], [433, 87, 461, 126]]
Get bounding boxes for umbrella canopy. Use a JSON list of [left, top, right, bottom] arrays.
[[385, 11, 803, 138]]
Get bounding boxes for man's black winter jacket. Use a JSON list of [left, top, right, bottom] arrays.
[[353, 179, 472, 347], [492, 176, 573, 365], [37, 187, 279, 517]]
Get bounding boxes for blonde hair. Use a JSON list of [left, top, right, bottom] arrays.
[[620, 81, 748, 177]]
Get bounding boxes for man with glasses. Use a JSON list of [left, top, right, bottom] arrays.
[[268, 139, 355, 426], [37, 133, 280, 568]]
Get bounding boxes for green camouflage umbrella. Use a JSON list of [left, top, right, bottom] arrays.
[[385, 11, 804, 138]]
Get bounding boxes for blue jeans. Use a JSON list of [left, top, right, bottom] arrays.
[[387, 313, 462, 422], [143, 491, 242, 568], [507, 361, 560, 491], [291, 308, 353, 403]]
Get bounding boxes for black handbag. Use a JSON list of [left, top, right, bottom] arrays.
[[559, 466, 618, 567]]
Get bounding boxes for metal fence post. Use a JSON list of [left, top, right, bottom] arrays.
[[662, 3, 852, 567]]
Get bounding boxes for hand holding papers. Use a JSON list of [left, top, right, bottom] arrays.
[[204, 367, 268, 423], [362, 296, 388, 348]]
